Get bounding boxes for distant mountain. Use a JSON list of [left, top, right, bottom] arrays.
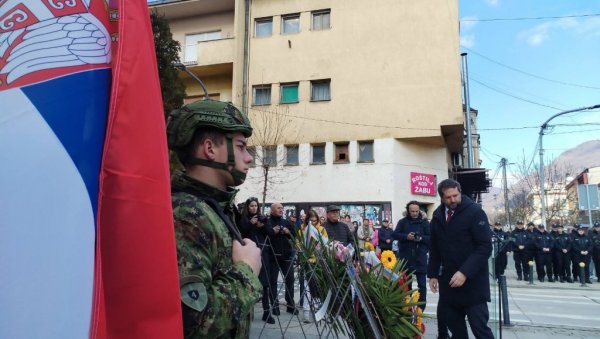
[[481, 139, 600, 212], [553, 139, 600, 171]]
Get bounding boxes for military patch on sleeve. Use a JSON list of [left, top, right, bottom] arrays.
[[180, 275, 208, 312]]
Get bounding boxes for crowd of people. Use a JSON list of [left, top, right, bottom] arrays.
[[234, 198, 434, 325], [165, 99, 598, 338], [493, 220, 600, 284]]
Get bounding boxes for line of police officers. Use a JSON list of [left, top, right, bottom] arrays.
[[492, 221, 600, 284]]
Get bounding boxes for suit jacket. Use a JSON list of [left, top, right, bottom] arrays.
[[427, 195, 493, 307]]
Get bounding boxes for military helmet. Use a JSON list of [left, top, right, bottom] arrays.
[[167, 99, 252, 150]]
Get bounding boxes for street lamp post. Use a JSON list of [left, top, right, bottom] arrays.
[[538, 104, 600, 228]]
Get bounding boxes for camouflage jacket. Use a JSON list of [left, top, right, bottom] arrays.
[[171, 171, 261, 339]]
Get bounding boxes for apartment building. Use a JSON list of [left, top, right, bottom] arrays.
[[566, 167, 600, 226], [151, 0, 472, 224]]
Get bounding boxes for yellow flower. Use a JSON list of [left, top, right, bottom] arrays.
[[411, 290, 420, 303], [380, 250, 397, 270], [364, 242, 374, 251]]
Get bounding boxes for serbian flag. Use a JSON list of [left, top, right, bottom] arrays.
[[0, 1, 181, 338]]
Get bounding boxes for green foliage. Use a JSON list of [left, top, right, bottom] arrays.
[[150, 11, 186, 118], [296, 233, 423, 338]]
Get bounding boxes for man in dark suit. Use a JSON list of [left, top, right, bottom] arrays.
[[427, 179, 494, 339], [266, 202, 297, 315]]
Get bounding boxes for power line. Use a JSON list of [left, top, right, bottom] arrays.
[[461, 13, 600, 22], [464, 48, 600, 90], [480, 146, 505, 160], [469, 77, 563, 110], [481, 126, 537, 131], [469, 71, 571, 109], [547, 127, 600, 135], [245, 103, 599, 132]]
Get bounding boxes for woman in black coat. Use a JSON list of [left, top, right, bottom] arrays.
[[240, 197, 275, 323]]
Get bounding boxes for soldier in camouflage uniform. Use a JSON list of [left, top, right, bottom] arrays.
[[167, 99, 262, 338]]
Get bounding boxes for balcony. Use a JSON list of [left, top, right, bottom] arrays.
[[150, 0, 234, 20], [183, 38, 235, 77]]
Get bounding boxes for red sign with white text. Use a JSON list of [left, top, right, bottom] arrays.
[[410, 172, 436, 196]]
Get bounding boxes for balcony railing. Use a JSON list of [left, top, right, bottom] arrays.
[[184, 37, 235, 66]]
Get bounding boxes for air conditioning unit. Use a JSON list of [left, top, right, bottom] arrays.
[[452, 152, 463, 168]]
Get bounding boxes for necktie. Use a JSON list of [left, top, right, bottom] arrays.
[[446, 209, 453, 224]]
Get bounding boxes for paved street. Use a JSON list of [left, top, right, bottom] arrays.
[[250, 256, 600, 338]]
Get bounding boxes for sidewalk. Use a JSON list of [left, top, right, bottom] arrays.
[[249, 255, 600, 338], [249, 310, 600, 339]]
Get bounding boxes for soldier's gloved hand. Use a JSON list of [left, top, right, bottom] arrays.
[[233, 238, 262, 276]]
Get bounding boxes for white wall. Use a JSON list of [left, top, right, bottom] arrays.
[[237, 138, 448, 224]]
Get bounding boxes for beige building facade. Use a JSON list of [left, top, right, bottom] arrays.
[[566, 166, 600, 226], [152, 0, 471, 224]]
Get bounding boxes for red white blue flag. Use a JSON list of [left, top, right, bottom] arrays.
[[0, 1, 181, 338]]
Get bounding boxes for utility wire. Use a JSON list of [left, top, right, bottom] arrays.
[[469, 71, 571, 109], [464, 48, 600, 90], [480, 146, 504, 160], [547, 127, 600, 135], [461, 13, 600, 22], [469, 77, 563, 110], [245, 103, 599, 132]]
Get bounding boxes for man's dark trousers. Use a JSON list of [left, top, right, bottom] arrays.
[[535, 252, 553, 280], [269, 254, 295, 310], [513, 250, 529, 278], [442, 302, 494, 339]]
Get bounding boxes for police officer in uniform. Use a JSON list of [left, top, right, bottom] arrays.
[[572, 225, 593, 284], [550, 223, 561, 282], [526, 222, 537, 268], [168, 100, 262, 338], [511, 221, 531, 281], [492, 222, 510, 278], [590, 222, 600, 283], [533, 225, 554, 282], [571, 225, 582, 281], [553, 224, 573, 283]]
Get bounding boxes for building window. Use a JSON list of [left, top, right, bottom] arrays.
[[334, 143, 349, 163], [184, 31, 221, 63], [263, 146, 277, 166], [280, 83, 299, 104], [253, 85, 271, 105], [255, 17, 273, 37], [248, 147, 256, 167], [358, 141, 374, 163], [311, 79, 330, 101], [311, 144, 325, 164], [282, 14, 300, 34], [285, 145, 299, 165], [312, 10, 330, 30]]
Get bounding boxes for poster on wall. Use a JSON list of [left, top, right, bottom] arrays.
[[364, 205, 382, 226], [340, 205, 364, 224], [312, 206, 327, 219], [283, 205, 296, 219]]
